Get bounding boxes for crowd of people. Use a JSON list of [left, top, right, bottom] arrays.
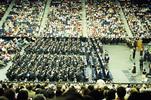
[[7, 53, 86, 82], [0, 0, 150, 99], [0, 80, 151, 100], [0, 39, 12, 68], [42, 1, 82, 37], [86, 0, 126, 38], [0, 38, 18, 68], [0, 38, 30, 68], [121, 1, 151, 38], [0, 0, 150, 40], [24, 38, 87, 55], [6, 37, 112, 82], [128, 38, 151, 82], [2, 0, 46, 37]]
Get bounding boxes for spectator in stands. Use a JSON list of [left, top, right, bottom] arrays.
[[33, 94, 46, 100], [86, 0, 126, 41], [0, 88, 4, 96], [4, 89, 15, 100], [0, 96, 8, 100], [116, 86, 126, 100], [43, 1, 82, 37], [17, 90, 28, 100], [127, 91, 139, 100], [27, 85, 35, 99], [106, 89, 116, 100]]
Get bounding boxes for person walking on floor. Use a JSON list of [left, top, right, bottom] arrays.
[[142, 69, 147, 82]]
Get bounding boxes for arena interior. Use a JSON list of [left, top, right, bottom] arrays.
[[0, 0, 151, 100]]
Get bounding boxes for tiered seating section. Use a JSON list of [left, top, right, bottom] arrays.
[[86, 0, 126, 38], [0, 2, 151, 99], [0, 0, 150, 39], [2, 0, 46, 37], [43, 1, 82, 37], [121, 2, 151, 38]]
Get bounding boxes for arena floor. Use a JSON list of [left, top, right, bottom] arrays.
[[104, 44, 150, 83], [0, 44, 150, 83]]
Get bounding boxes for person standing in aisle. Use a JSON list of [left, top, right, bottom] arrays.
[[133, 38, 137, 49], [142, 69, 147, 82], [139, 56, 144, 72], [132, 47, 136, 59], [137, 38, 143, 51], [104, 52, 110, 64], [132, 63, 136, 77], [140, 48, 144, 56]]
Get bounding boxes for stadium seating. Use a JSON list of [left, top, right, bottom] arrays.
[[2, 0, 46, 36], [43, 1, 82, 37], [0, 0, 151, 100], [121, 2, 151, 38], [86, 0, 126, 38]]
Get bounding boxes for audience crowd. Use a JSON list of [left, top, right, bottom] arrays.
[[86, 0, 126, 39], [0, 0, 150, 40], [0, 80, 151, 100], [121, 2, 151, 38], [0, 38, 27, 68], [2, 0, 46, 37], [43, 1, 82, 37]]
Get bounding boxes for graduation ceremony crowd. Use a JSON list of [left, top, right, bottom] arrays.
[[0, 0, 151, 100], [6, 37, 113, 82]]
